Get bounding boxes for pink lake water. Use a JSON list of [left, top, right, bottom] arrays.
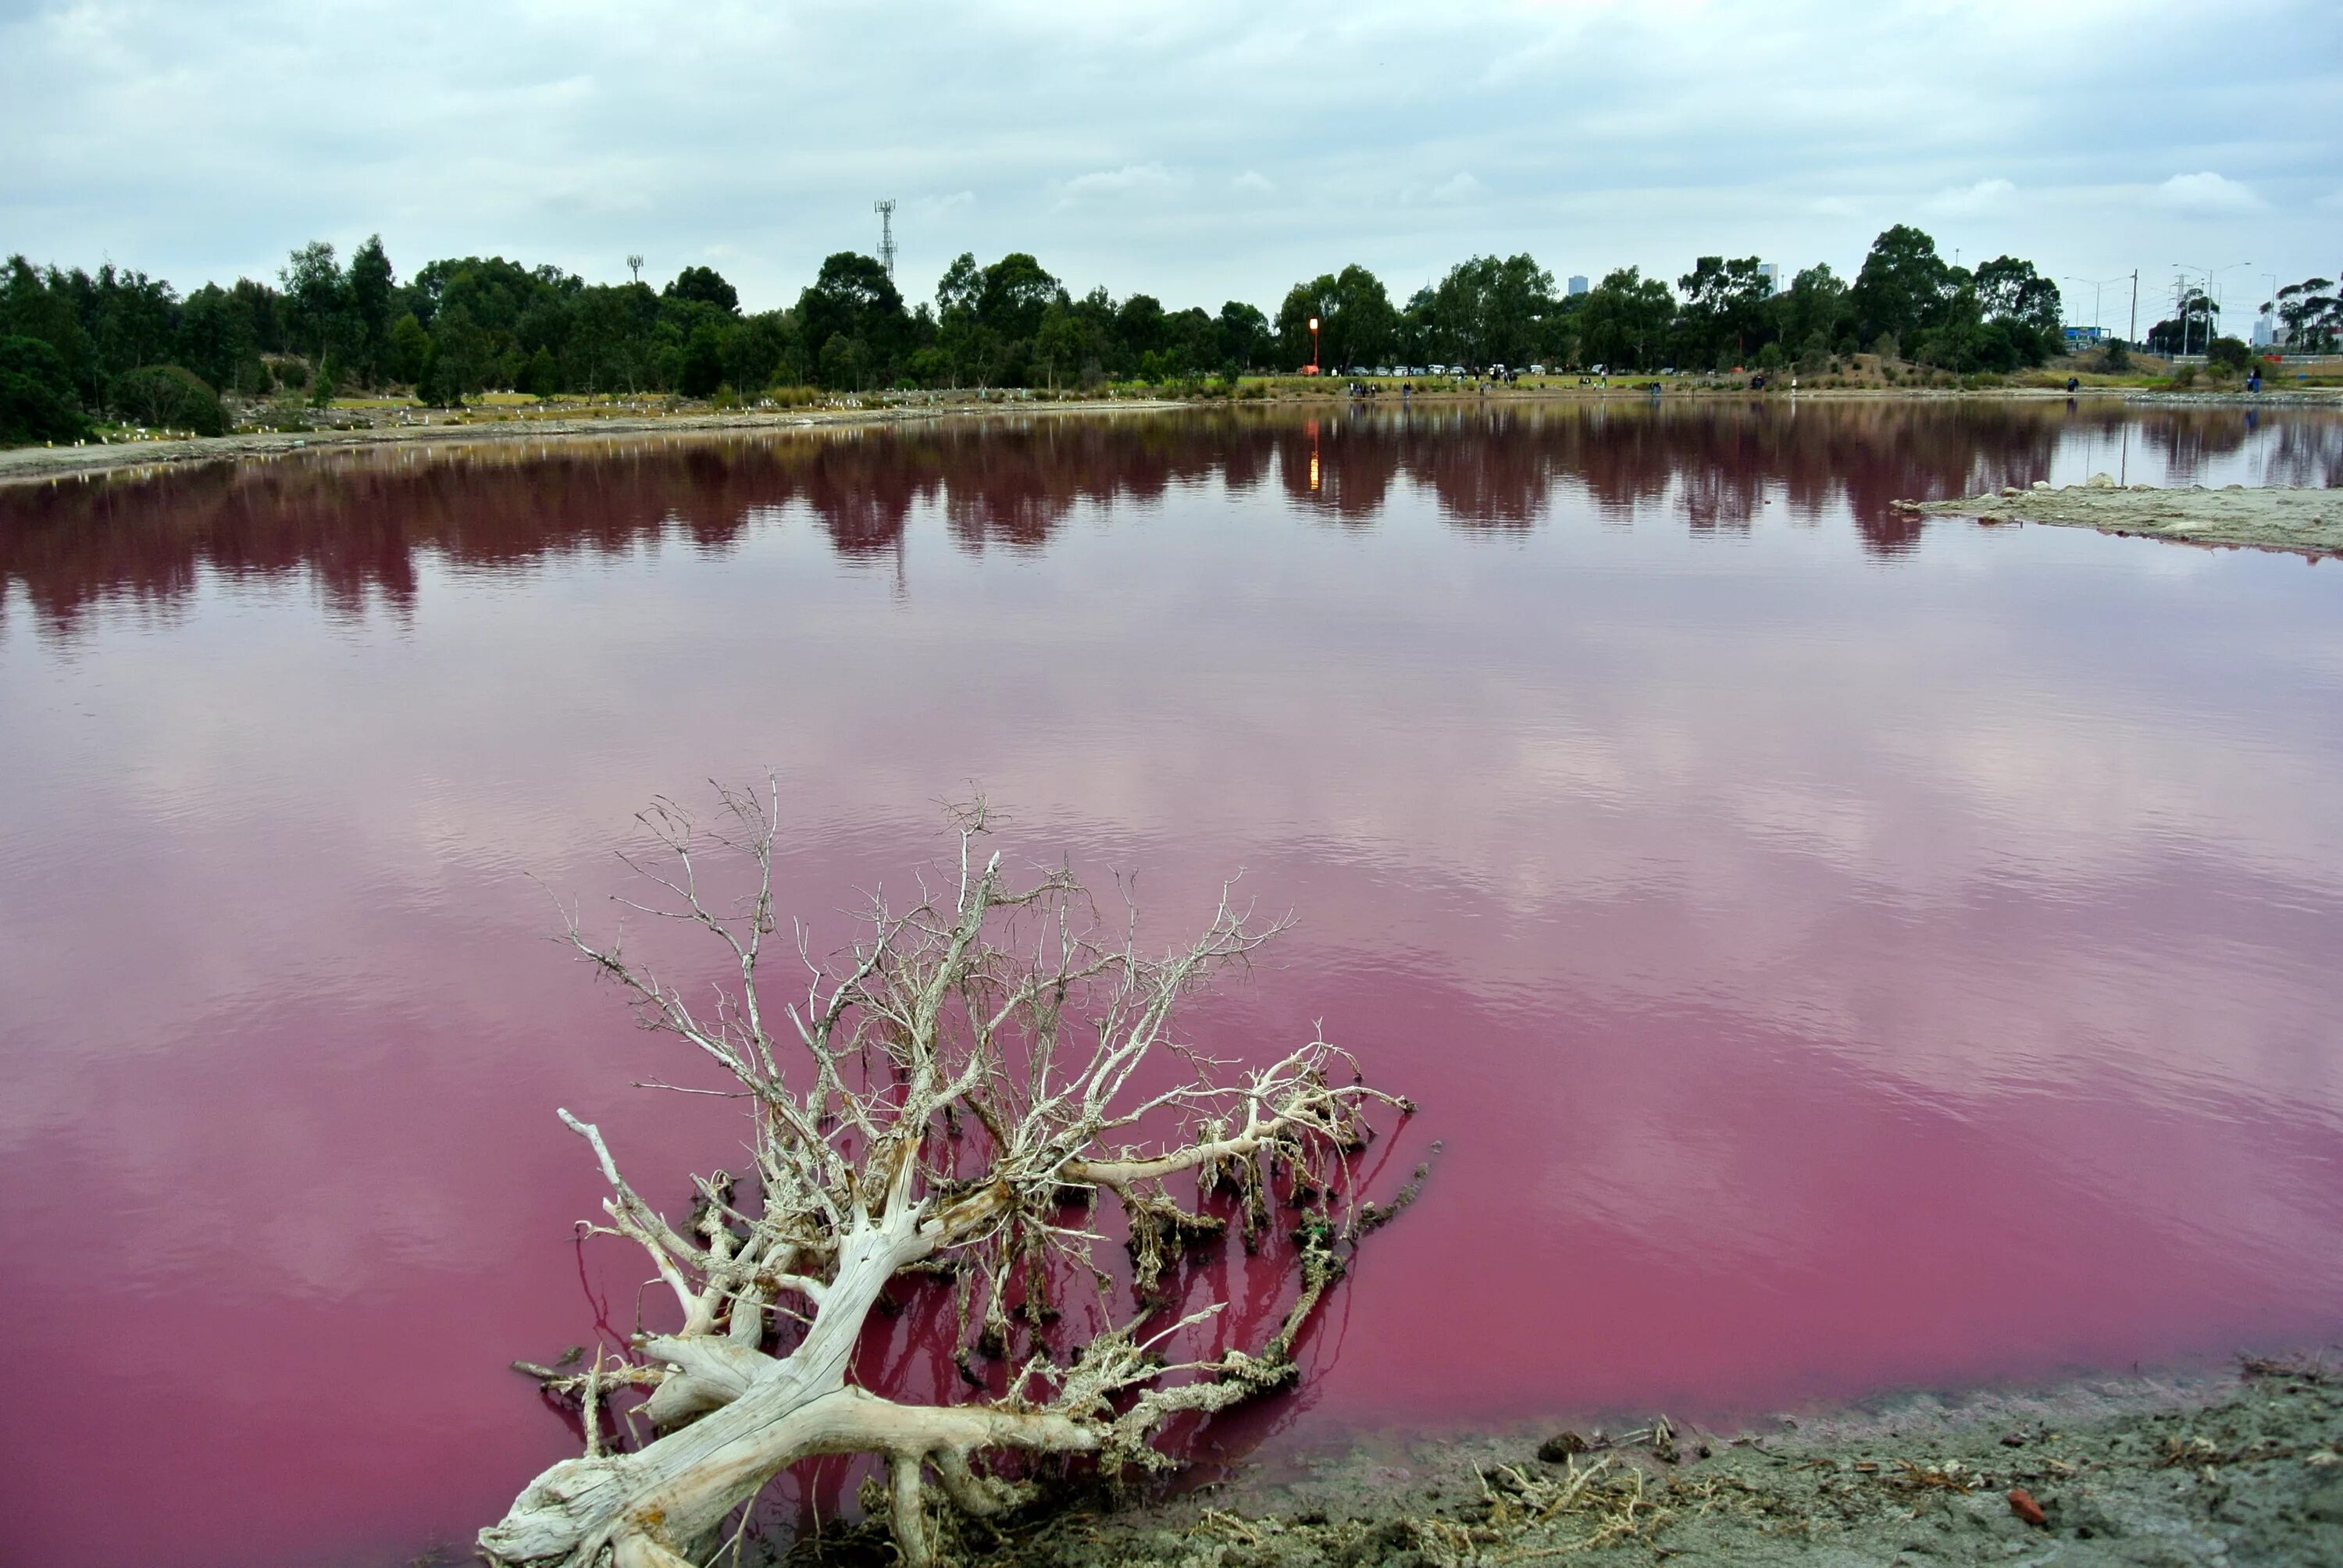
[[2, 401, 2340, 1566]]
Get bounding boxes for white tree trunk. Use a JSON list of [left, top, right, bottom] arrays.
[[482, 1204, 1097, 1567]]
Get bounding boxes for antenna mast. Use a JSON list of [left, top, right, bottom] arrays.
[[874, 199, 897, 281]]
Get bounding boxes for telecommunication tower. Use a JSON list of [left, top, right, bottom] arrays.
[[874, 200, 897, 281]]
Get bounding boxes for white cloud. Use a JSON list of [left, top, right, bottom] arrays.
[[1429, 170, 1483, 204], [1055, 162, 1182, 203], [1927, 177, 2015, 215], [2156, 171, 2262, 214], [2, 1, 2341, 309]]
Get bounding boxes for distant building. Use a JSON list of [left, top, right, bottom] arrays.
[[1757, 262, 1781, 294], [1567, 275, 1589, 296], [2252, 309, 2275, 348]]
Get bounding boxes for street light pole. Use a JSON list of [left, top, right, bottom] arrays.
[[2209, 260, 2252, 326]]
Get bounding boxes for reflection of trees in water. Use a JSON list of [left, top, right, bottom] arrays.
[[2137, 411, 2254, 485], [1277, 401, 2074, 554], [2256, 413, 2343, 490], [2125, 408, 2343, 489], [7, 405, 2330, 637], [0, 422, 1217, 636], [1278, 418, 1400, 522]]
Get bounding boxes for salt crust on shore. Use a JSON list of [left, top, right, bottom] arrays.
[[1916, 483, 2342, 557]]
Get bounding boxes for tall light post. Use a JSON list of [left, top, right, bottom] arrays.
[[1307, 315, 1321, 375], [2208, 259, 2253, 323]]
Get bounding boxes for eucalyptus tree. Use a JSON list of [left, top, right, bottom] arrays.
[[1849, 224, 1955, 353]]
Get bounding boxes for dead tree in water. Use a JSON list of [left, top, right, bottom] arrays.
[[480, 785, 1409, 1568]]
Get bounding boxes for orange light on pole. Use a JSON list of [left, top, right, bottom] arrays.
[[1307, 315, 1321, 376]]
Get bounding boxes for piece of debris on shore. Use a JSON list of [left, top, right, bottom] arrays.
[[1898, 476, 2343, 557]]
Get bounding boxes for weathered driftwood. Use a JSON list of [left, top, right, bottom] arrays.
[[480, 786, 1407, 1567]]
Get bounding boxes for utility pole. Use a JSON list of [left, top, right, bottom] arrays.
[[2209, 260, 2252, 335], [874, 201, 897, 283], [2128, 269, 2138, 346]]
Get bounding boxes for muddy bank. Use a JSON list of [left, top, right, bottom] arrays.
[[772, 1359, 2342, 1566], [1912, 482, 2343, 557]]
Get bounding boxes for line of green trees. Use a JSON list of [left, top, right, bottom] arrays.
[[3, 221, 2067, 445], [1276, 226, 2066, 377]]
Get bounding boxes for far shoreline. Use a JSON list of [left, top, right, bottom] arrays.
[[8, 384, 2337, 491]]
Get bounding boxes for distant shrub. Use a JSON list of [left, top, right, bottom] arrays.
[[2206, 337, 2251, 373], [1, 333, 91, 445], [110, 364, 226, 437]]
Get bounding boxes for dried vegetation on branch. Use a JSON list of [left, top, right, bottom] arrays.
[[480, 785, 1413, 1568]]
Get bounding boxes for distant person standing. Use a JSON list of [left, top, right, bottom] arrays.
[[2067, 376, 2079, 394], [2248, 366, 2262, 394]]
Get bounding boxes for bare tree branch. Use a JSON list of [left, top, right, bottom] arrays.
[[480, 783, 1414, 1568]]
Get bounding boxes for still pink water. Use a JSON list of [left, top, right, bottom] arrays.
[[2, 404, 2339, 1566]]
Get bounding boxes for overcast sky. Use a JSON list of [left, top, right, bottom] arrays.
[[4, 0, 2338, 324]]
